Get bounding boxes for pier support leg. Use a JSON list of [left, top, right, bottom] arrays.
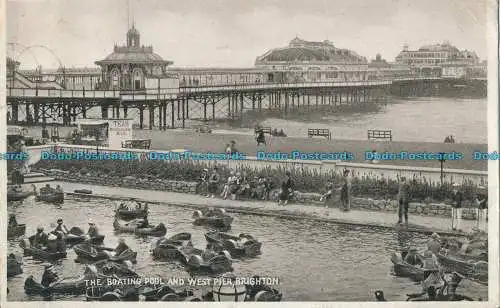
[[82, 107, 87, 119], [212, 103, 215, 121], [240, 94, 244, 117], [139, 107, 144, 129], [227, 95, 232, 117], [163, 102, 167, 130], [34, 104, 40, 124], [158, 104, 163, 129], [12, 103, 19, 124], [149, 104, 154, 130], [123, 106, 128, 118], [177, 100, 180, 120], [182, 98, 185, 128], [171, 101, 175, 129], [203, 100, 207, 122], [26, 104, 32, 124], [116, 105, 121, 119]]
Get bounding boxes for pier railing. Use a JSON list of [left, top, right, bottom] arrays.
[[26, 143, 487, 185]]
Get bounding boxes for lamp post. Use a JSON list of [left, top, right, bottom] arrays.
[[438, 152, 446, 186]]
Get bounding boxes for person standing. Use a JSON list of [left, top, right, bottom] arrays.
[[200, 169, 209, 197], [340, 170, 352, 211], [321, 180, 335, 208], [397, 177, 410, 225], [474, 186, 487, 232], [255, 127, 266, 146], [278, 171, 294, 206], [451, 183, 463, 231]]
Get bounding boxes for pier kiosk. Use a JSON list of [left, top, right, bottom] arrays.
[[75, 118, 148, 150]]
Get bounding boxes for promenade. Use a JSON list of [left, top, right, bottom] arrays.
[[134, 130, 487, 170], [57, 181, 482, 236]]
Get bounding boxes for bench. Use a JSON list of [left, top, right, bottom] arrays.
[[122, 139, 152, 150], [368, 130, 392, 141], [308, 128, 331, 140], [255, 127, 272, 135]]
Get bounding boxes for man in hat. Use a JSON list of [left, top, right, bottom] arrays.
[[86, 219, 100, 238], [54, 218, 69, 235], [474, 186, 487, 232], [8, 214, 18, 227], [397, 177, 410, 225], [340, 170, 351, 211], [451, 183, 463, 231]]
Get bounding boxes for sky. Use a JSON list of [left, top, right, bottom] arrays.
[[6, 0, 492, 69]]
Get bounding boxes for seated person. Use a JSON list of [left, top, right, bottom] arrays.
[[40, 184, 54, 195], [404, 248, 423, 267], [46, 233, 59, 253], [202, 244, 217, 261], [32, 226, 49, 248], [137, 216, 149, 229], [114, 238, 130, 256], [55, 185, 64, 194], [87, 220, 100, 238], [41, 265, 59, 287], [55, 232, 66, 252], [54, 218, 69, 234], [8, 214, 18, 227]]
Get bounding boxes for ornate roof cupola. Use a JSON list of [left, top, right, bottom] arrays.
[[127, 24, 140, 48]]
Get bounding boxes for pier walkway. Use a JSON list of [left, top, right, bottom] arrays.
[[59, 181, 481, 237]]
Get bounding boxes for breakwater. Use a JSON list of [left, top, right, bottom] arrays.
[[38, 169, 481, 220]]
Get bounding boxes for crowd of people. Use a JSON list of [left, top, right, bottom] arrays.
[[196, 166, 488, 231]]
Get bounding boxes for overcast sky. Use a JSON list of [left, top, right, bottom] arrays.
[[7, 0, 491, 69]]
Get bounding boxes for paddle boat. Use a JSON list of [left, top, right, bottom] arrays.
[[7, 253, 23, 277], [193, 208, 233, 230], [113, 217, 167, 237], [152, 233, 193, 260], [205, 231, 262, 258], [73, 243, 137, 263], [8, 223, 26, 239], [20, 236, 67, 261]]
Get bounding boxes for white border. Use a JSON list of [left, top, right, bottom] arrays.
[[1, 0, 499, 307]]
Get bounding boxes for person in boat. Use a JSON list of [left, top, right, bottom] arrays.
[[32, 226, 49, 248], [137, 216, 150, 229], [55, 185, 64, 194], [404, 248, 423, 267], [136, 202, 142, 210], [41, 264, 59, 288], [87, 220, 100, 238], [279, 129, 286, 137], [114, 238, 130, 256], [8, 214, 18, 227], [202, 243, 217, 261], [40, 184, 55, 195], [54, 218, 69, 235], [427, 233, 441, 255], [55, 231, 66, 252]]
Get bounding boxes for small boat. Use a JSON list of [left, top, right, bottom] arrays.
[[113, 218, 167, 237], [36, 191, 64, 204], [152, 233, 193, 260], [391, 252, 438, 282], [244, 282, 283, 301], [20, 238, 67, 261], [74, 244, 137, 263], [7, 253, 23, 277], [74, 189, 92, 194], [61, 227, 105, 246], [179, 246, 233, 274], [205, 232, 262, 258], [8, 224, 26, 239], [193, 209, 233, 230], [115, 207, 148, 221], [24, 266, 95, 296], [436, 252, 488, 285], [7, 189, 35, 202]]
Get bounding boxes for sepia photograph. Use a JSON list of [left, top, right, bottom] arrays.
[[3, 0, 497, 304]]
